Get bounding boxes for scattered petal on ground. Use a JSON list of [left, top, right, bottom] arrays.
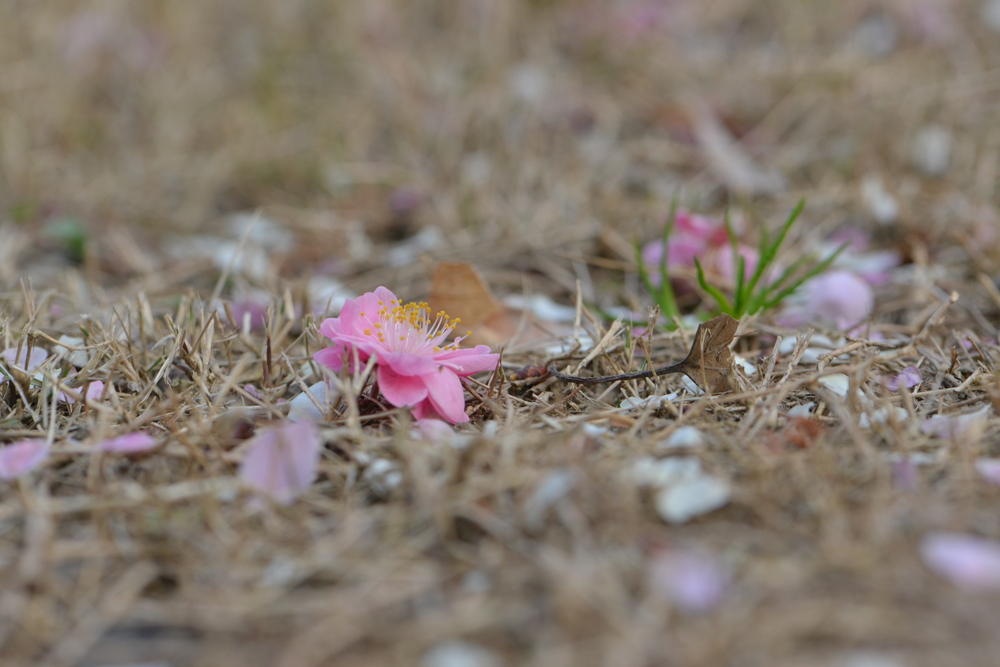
[[239, 421, 322, 505], [422, 641, 502, 667], [58, 380, 105, 404], [0, 440, 49, 480], [98, 432, 158, 453], [648, 549, 729, 613], [975, 458, 1000, 486], [884, 366, 922, 391], [658, 425, 705, 450], [0, 346, 49, 383], [921, 407, 990, 439], [632, 457, 731, 524], [920, 532, 1000, 591], [287, 381, 336, 423]]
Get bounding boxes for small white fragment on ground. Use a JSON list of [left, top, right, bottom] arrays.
[[734, 354, 756, 376], [543, 333, 595, 356], [787, 403, 815, 418], [921, 406, 990, 439], [777, 334, 845, 365], [523, 468, 577, 531], [362, 458, 403, 496], [883, 451, 940, 466], [385, 226, 445, 267], [422, 641, 503, 667], [648, 548, 729, 613], [859, 405, 909, 429], [851, 13, 898, 58], [983, 0, 1000, 33], [631, 456, 730, 524], [911, 125, 952, 176], [920, 531, 1000, 591], [481, 420, 501, 438], [56, 335, 89, 367], [225, 213, 295, 253], [502, 294, 577, 323], [287, 381, 336, 423], [619, 393, 677, 410], [837, 651, 908, 667], [581, 422, 609, 438], [308, 276, 355, 315], [509, 63, 549, 105], [861, 173, 899, 225], [680, 375, 704, 395], [975, 458, 1000, 486], [658, 426, 705, 450], [818, 374, 851, 398]]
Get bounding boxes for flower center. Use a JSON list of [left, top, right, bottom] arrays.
[[363, 299, 467, 354]]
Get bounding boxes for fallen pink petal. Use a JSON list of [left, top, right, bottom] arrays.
[[98, 432, 158, 453], [0, 346, 49, 384], [921, 407, 990, 439], [58, 380, 105, 404], [0, 440, 49, 480], [920, 532, 1000, 591], [975, 458, 1000, 486], [647, 549, 729, 613], [885, 366, 922, 392], [412, 418, 456, 442], [239, 421, 322, 505], [780, 270, 874, 330]]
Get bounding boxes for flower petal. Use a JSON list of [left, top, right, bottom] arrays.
[[99, 432, 158, 453], [379, 350, 440, 376], [239, 421, 322, 505], [434, 347, 499, 376], [0, 440, 48, 479], [920, 532, 1000, 591], [377, 365, 429, 407], [423, 368, 469, 424]]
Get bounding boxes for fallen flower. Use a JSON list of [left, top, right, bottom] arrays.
[[315, 287, 499, 424], [920, 531, 1000, 591], [239, 421, 322, 505], [98, 432, 157, 453], [641, 209, 758, 286], [779, 270, 873, 330], [0, 440, 49, 480]]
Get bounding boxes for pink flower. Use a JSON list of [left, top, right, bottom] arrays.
[[641, 210, 758, 286], [0, 440, 49, 480], [239, 421, 322, 505], [314, 287, 499, 424], [884, 366, 922, 392], [778, 270, 874, 330]]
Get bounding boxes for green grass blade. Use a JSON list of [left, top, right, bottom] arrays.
[[695, 257, 733, 314]]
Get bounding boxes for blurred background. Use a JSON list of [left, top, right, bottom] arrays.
[[3, 0, 998, 312]]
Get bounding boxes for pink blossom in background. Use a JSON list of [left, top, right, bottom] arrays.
[[0, 440, 49, 480], [314, 287, 499, 424], [647, 548, 729, 613], [98, 432, 157, 453], [884, 366, 922, 392], [920, 532, 1000, 591], [778, 270, 874, 330], [641, 210, 759, 286], [0, 346, 49, 383], [239, 421, 322, 505], [975, 458, 1000, 487], [226, 299, 269, 330], [58, 380, 105, 404]]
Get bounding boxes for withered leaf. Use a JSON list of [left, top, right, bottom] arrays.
[[548, 313, 740, 394]]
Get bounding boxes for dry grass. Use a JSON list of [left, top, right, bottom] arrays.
[[4, 1, 1000, 665]]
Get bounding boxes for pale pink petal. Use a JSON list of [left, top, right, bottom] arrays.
[[412, 418, 455, 441], [377, 365, 429, 407], [99, 432, 157, 453], [411, 399, 437, 421], [705, 243, 759, 283], [975, 458, 1000, 486], [781, 271, 873, 330], [239, 421, 322, 505], [921, 407, 989, 439], [314, 344, 348, 372], [0, 440, 49, 479], [920, 532, 1000, 591], [673, 211, 718, 240], [1, 347, 50, 383], [226, 299, 268, 330], [648, 549, 729, 613], [885, 366, 922, 392], [378, 350, 439, 376], [423, 369, 469, 424], [434, 347, 500, 376]]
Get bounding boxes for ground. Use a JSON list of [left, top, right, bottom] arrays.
[[2, 1, 1000, 666]]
